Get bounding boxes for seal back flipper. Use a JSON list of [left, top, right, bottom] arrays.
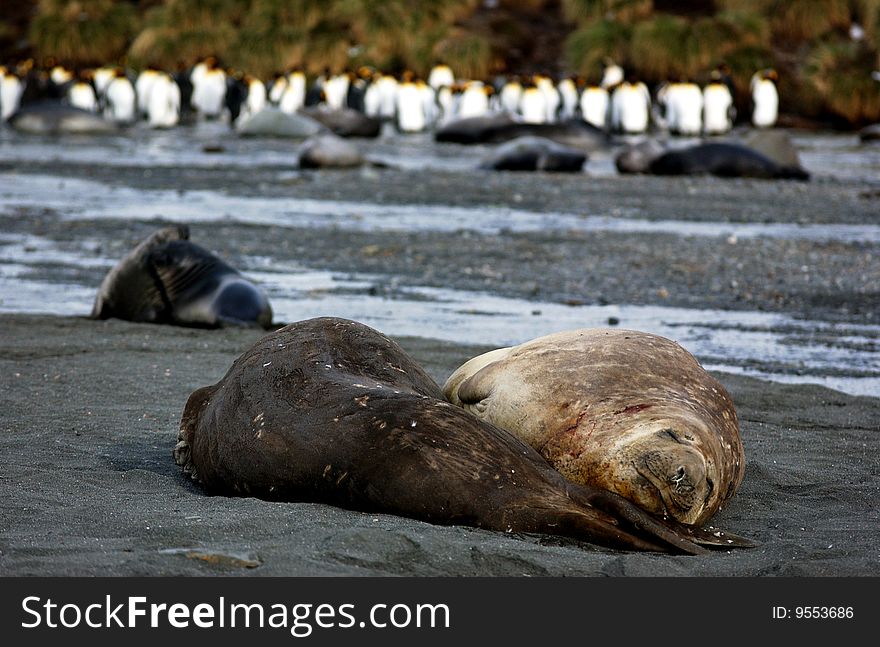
[[173, 383, 217, 483]]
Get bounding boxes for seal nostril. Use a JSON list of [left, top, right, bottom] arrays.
[[671, 466, 686, 484]]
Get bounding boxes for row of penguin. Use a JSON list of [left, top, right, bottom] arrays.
[[0, 57, 780, 135]]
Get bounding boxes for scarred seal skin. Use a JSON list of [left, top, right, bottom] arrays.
[[174, 318, 752, 553], [443, 328, 746, 527]]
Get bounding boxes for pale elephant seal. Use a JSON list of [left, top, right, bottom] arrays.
[[444, 328, 746, 527], [478, 136, 586, 172], [739, 130, 804, 170], [298, 134, 364, 168], [234, 107, 325, 138], [174, 318, 752, 553], [91, 225, 273, 329]]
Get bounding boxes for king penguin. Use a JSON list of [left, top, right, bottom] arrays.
[[519, 81, 547, 123], [610, 76, 651, 134], [580, 82, 609, 130], [67, 70, 99, 113], [0, 66, 24, 121], [191, 58, 227, 119], [395, 70, 426, 133], [147, 72, 181, 128], [557, 76, 579, 120], [499, 76, 523, 115], [458, 80, 491, 119], [703, 70, 735, 135], [104, 68, 136, 123], [279, 69, 306, 114], [428, 62, 455, 91], [135, 67, 161, 117], [666, 78, 703, 136], [750, 68, 778, 128]]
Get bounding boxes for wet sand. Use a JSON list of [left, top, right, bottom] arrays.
[[1, 313, 877, 576]]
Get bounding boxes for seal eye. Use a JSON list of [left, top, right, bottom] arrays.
[[658, 429, 685, 444]]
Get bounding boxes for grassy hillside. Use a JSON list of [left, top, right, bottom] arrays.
[[4, 0, 879, 126]]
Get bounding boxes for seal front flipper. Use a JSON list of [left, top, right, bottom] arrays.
[[569, 486, 709, 555], [580, 486, 755, 550]]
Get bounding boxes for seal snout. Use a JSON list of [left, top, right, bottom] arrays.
[[636, 429, 710, 524], [215, 281, 273, 329]]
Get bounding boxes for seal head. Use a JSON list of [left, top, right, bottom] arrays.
[[444, 328, 745, 527]]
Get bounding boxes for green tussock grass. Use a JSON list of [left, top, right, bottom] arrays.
[[770, 0, 852, 42], [432, 29, 492, 80], [628, 14, 692, 79], [29, 0, 139, 66], [565, 19, 632, 77], [804, 38, 880, 123], [561, 0, 653, 24]]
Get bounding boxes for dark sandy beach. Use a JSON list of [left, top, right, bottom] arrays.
[[1, 313, 877, 576], [1, 128, 879, 577]]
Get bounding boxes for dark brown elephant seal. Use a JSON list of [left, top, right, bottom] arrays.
[[91, 225, 272, 329], [174, 317, 752, 553], [444, 328, 745, 527]]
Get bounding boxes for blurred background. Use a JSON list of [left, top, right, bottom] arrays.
[[3, 0, 879, 128]]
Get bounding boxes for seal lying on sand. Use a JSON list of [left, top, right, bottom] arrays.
[[478, 136, 586, 172], [859, 123, 880, 143], [235, 107, 325, 138], [301, 106, 382, 138], [444, 328, 745, 527], [9, 100, 119, 135], [298, 134, 365, 168], [649, 142, 809, 180], [615, 138, 809, 180], [436, 113, 607, 151], [91, 225, 272, 329], [174, 318, 752, 553]]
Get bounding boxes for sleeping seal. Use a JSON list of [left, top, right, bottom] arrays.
[[648, 142, 809, 180], [91, 225, 272, 329], [478, 136, 586, 172], [298, 134, 365, 169], [235, 107, 325, 138], [300, 106, 382, 138], [858, 123, 880, 143], [614, 138, 668, 174], [436, 113, 607, 151], [174, 318, 752, 553], [444, 328, 746, 527], [9, 100, 119, 135]]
